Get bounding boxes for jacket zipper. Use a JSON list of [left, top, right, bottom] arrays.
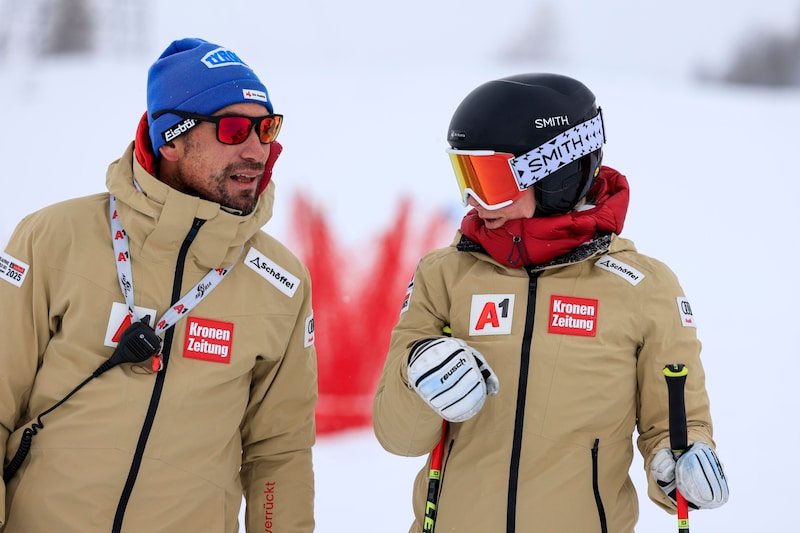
[[506, 268, 540, 533], [112, 218, 205, 533], [592, 438, 609, 533]]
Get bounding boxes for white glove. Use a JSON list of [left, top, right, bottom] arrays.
[[651, 442, 729, 510], [407, 337, 499, 423]]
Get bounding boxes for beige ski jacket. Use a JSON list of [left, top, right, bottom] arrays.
[[0, 143, 317, 532], [374, 231, 716, 532]]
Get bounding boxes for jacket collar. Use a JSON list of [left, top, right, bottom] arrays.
[[456, 232, 616, 270], [106, 141, 274, 269]]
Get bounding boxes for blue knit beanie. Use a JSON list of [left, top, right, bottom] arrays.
[[147, 38, 274, 156]]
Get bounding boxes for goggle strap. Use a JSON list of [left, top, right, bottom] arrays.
[[511, 109, 605, 188]]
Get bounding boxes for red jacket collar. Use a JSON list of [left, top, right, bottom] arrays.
[[460, 166, 630, 267]]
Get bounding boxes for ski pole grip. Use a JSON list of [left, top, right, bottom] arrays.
[[663, 364, 689, 454], [664, 363, 690, 531]]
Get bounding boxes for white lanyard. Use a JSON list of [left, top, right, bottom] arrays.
[[109, 195, 234, 369]]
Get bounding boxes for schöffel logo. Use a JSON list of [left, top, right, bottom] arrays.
[[244, 247, 300, 298], [162, 118, 198, 142], [594, 255, 644, 286], [201, 47, 248, 68]]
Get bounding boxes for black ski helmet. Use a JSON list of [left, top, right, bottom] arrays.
[[447, 73, 604, 216]]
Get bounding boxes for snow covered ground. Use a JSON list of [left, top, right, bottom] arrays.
[[2, 0, 800, 530]]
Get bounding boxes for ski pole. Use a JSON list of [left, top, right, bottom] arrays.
[[423, 419, 447, 533], [423, 324, 453, 533], [663, 364, 690, 532]]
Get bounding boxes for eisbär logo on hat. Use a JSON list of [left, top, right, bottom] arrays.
[[147, 37, 274, 157]]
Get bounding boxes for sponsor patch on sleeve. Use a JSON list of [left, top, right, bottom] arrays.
[[469, 294, 515, 336], [245, 247, 300, 297], [0, 251, 29, 288], [677, 297, 696, 328], [400, 271, 416, 315], [304, 312, 315, 347]]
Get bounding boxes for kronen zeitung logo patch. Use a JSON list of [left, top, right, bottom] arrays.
[[548, 295, 598, 337], [183, 316, 234, 363]]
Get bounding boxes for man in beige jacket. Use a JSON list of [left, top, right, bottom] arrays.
[[1, 38, 317, 532], [373, 73, 728, 532]]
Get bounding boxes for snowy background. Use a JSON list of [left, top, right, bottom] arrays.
[[2, 0, 800, 530]]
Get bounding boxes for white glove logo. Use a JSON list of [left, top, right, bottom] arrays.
[[408, 337, 499, 422], [442, 357, 468, 382]]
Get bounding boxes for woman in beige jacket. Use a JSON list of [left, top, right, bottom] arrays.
[[373, 73, 728, 532]]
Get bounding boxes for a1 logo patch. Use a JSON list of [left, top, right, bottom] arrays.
[[549, 295, 598, 337], [184, 317, 234, 363], [469, 294, 515, 336], [104, 302, 157, 348]]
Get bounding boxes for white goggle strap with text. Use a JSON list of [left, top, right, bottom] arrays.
[[511, 109, 605, 189]]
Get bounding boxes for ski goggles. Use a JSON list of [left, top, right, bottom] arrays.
[[447, 149, 527, 210], [153, 109, 283, 145], [448, 109, 605, 210]]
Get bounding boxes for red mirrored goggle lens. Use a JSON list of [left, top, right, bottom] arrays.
[[447, 150, 526, 209], [216, 114, 283, 145]]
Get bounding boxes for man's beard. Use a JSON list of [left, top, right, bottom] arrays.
[[174, 165, 263, 215], [208, 165, 263, 215], [174, 134, 266, 215]]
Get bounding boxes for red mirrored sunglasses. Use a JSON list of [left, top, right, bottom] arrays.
[[153, 109, 283, 145]]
